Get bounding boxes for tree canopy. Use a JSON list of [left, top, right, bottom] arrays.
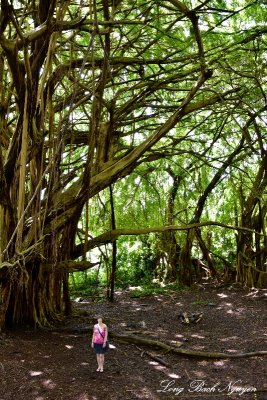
[[0, 0, 267, 328]]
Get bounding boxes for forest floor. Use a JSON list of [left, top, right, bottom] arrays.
[[0, 284, 267, 400]]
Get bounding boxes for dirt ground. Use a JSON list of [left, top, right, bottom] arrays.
[[0, 284, 266, 400]]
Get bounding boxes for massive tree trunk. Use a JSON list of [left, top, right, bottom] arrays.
[[0, 0, 262, 330]]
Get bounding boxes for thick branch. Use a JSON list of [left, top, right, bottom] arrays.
[[72, 220, 266, 258], [47, 260, 99, 272], [48, 85, 241, 234], [110, 332, 267, 359]]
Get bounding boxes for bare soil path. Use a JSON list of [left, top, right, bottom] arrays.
[[0, 285, 266, 400]]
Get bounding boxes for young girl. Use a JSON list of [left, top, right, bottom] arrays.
[[91, 316, 108, 372]]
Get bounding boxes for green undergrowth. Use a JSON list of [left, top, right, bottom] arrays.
[[69, 273, 186, 300], [127, 283, 186, 298]]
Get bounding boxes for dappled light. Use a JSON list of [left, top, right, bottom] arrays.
[[245, 290, 267, 299], [217, 302, 233, 309], [191, 334, 205, 339], [213, 360, 227, 368], [128, 387, 159, 400], [226, 349, 240, 353], [193, 369, 207, 379], [148, 360, 166, 371], [168, 373, 181, 379], [191, 345, 206, 350], [226, 308, 244, 315], [154, 296, 165, 302], [29, 371, 43, 377], [77, 394, 91, 400], [174, 302, 184, 307], [170, 340, 183, 347], [197, 360, 208, 366], [65, 344, 74, 349], [114, 291, 123, 297], [220, 336, 239, 342], [1, 287, 266, 399], [217, 293, 229, 298], [128, 286, 142, 291], [42, 379, 57, 390]]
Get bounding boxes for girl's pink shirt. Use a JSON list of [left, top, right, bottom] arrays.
[[93, 324, 106, 344]]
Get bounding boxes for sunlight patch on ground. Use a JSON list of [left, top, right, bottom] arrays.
[[198, 360, 208, 366], [226, 309, 243, 315], [170, 340, 183, 347], [42, 379, 56, 389], [155, 298, 164, 302], [220, 336, 239, 342], [128, 387, 159, 399], [77, 394, 91, 400], [29, 370, 43, 376], [191, 334, 205, 339], [218, 302, 233, 309], [193, 369, 207, 378], [149, 360, 166, 371], [175, 302, 184, 306], [175, 334, 186, 339], [192, 345, 205, 350], [217, 293, 228, 298], [168, 373, 181, 378], [156, 328, 168, 334], [245, 289, 267, 298], [213, 360, 227, 367], [145, 358, 182, 380]]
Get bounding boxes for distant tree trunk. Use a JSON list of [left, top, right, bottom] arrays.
[[161, 170, 181, 280], [179, 138, 244, 286], [236, 152, 267, 287], [179, 229, 196, 286], [195, 228, 217, 278]]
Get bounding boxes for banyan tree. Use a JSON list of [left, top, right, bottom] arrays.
[[0, 0, 267, 329]]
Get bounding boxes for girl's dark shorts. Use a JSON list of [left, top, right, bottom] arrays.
[[93, 343, 108, 354]]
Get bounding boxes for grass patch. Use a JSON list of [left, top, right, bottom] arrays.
[[191, 300, 209, 306]]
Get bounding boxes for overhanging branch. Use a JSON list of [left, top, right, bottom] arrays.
[[73, 221, 266, 258]]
